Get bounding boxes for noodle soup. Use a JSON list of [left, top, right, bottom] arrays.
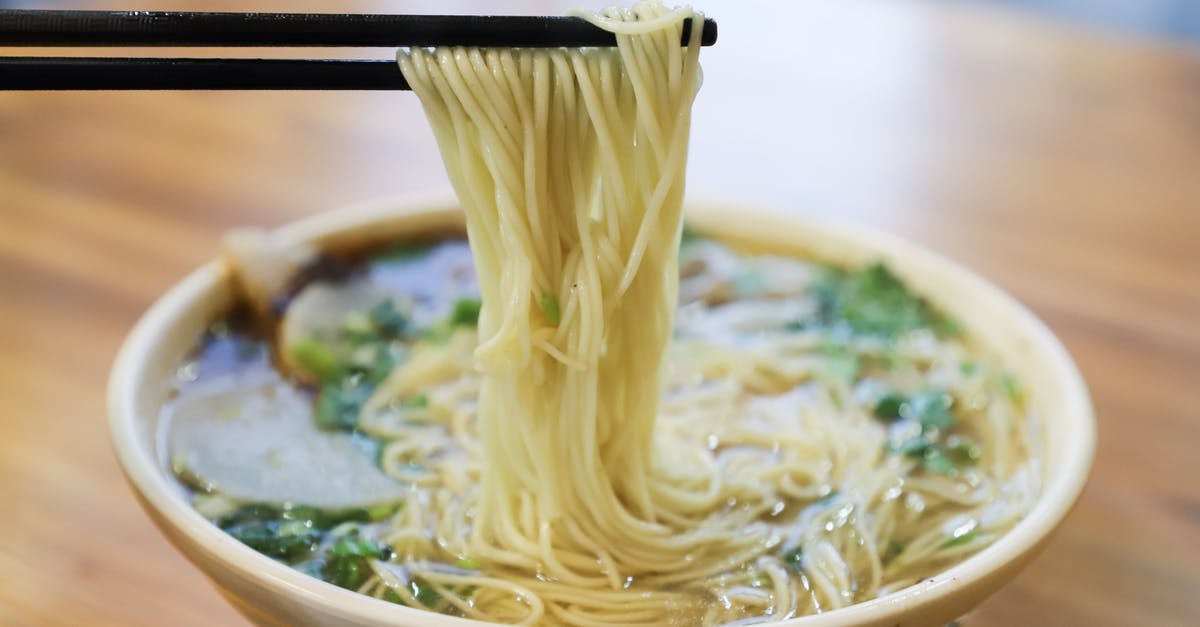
[[164, 228, 1036, 626]]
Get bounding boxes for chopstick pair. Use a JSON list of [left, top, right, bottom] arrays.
[[0, 10, 717, 90]]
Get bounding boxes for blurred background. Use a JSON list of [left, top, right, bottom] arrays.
[[1, 1, 1197, 626]]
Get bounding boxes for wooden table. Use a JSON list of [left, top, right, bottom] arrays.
[[2, 1, 1197, 625]]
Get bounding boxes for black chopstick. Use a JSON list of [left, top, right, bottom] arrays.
[[0, 57, 408, 90], [0, 10, 716, 90], [0, 10, 717, 48]]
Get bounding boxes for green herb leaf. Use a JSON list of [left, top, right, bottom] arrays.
[[1001, 373, 1023, 402], [218, 503, 281, 527], [314, 383, 371, 431], [873, 393, 906, 421], [892, 435, 933, 458], [809, 263, 958, 338], [225, 520, 321, 561], [324, 553, 367, 588], [921, 446, 956, 475], [783, 546, 804, 573], [330, 534, 386, 559], [367, 300, 408, 338], [908, 390, 955, 431], [412, 578, 443, 609], [940, 530, 978, 548], [539, 293, 561, 326], [290, 338, 341, 383], [946, 435, 982, 465], [448, 298, 482, 327]]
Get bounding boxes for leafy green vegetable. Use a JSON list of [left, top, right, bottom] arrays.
[[873, 393, 906, 421], [539, 293, 561, 326], [908, 390, 955, 431], [940, 531, 977, 549], [783, 547, 804, 573], [315, 383, 372, 431], [876, 390, 956, 430], [946, 435, 982, 465], [290, 338, 341, 383], [330, 534, 387, 559], [224, 519, 321, 561], [892, 435, 934, 458], [383, 588, 407, 605], [219, 502, 402, 534], [367, 301, 408, 338], [448, 298, 482, 327], [456, 556, 481, 570], [1001, 373, 1023, 402], [921, 447, 956, 474], [322, 530, 392, 589], [324, 552, 369, 588], [413, 579, 444, 608], [808, 263, 957, 338]]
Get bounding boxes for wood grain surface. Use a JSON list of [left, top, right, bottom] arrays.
[[2, 1, 1198, 625]]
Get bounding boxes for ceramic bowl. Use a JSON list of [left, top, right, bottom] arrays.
[[109, 194, 1095, 626]]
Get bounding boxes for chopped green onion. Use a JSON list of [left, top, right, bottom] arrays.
[[809, 262, 958, 338], [892, 435, 933, 458], [783, 546, 804, 573], [330, 534, 386, 559], [873, 393, 906, 421], [539, 293, 561, 326], [315, 383, 371, 431], [940, 530, 977, 548], [1001, 373, 1023, 402], [908, 390, 955, 431], [448, 298, 482, 327], [412, 578, 443, 608], [921, 447, 956, 475], [290, 338, 341, 382], [946, 435, 982, 465], [367, 300, 408, 338]]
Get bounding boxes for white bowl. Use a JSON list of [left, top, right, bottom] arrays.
[[109, 195, 1095, 627]]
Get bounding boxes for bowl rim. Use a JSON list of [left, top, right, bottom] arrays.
[[109, 192, 1095, 626]]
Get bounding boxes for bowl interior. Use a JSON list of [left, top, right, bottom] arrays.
[[109, 196, 1094, 626]]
